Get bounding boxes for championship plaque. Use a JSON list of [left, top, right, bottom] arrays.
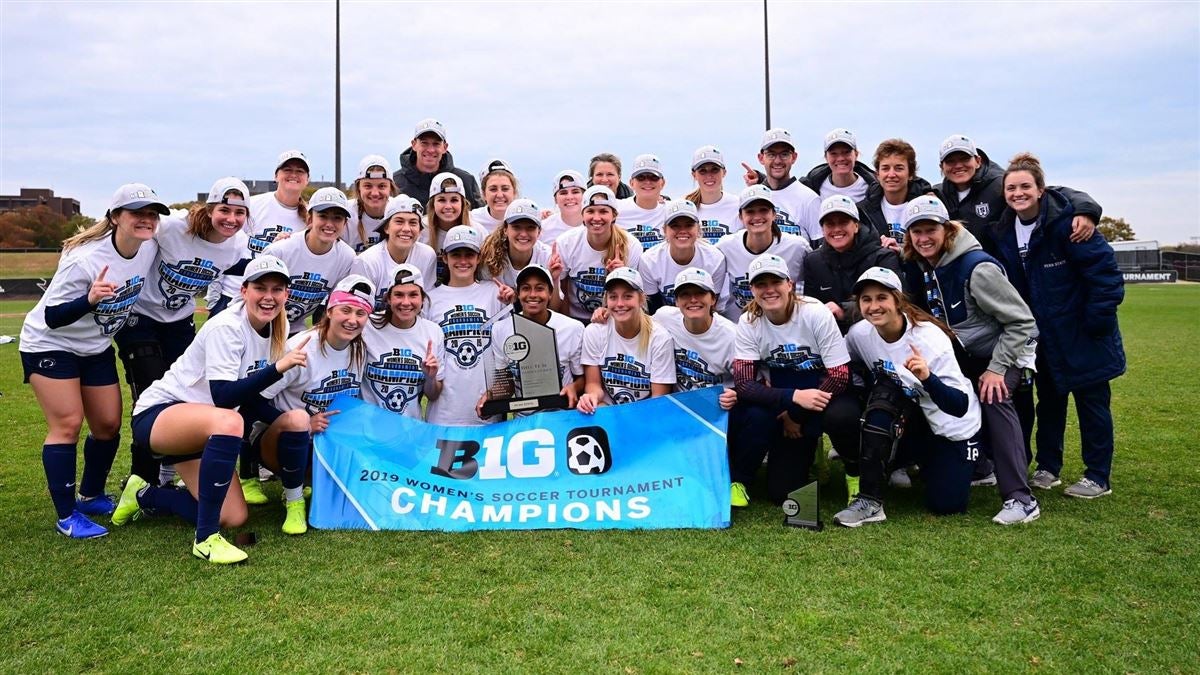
[[480, 312, 567, 416], [782, 481, 822, 531]]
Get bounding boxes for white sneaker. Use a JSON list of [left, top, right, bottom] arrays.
[[971, 472, 998, 487], [889, 468, 912, 489], [992, 498, 1040, 525], [1030, 470, 1061, 490], [258, 466, 275, 482]]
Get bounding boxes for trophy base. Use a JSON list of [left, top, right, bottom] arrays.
[[781, 481, 823, 531], [481, 394, 571, 417]]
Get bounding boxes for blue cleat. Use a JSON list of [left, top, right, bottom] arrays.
[[56, 511, 109, 539], [76, 494, 117, 516]]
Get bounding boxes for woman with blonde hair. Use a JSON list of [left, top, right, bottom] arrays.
[[685, 145, 743, 244], [552, 185, 643, 322], [470, 159, 519, 234], [350, 195, 438, 310], [424, 172, 472, 284], [344, 154, 399, 253]]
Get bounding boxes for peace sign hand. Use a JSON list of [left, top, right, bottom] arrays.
[[88, 265, 117, 305], [276, 335, 310, 373]]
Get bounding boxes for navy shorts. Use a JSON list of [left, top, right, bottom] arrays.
[[131, 401, 203, 465], [21, 347, 119, 386]]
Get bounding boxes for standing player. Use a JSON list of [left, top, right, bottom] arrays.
[[344, 154, 398, 253], [740, 128, 821, 244], [480, 199, 553, 288], [684, 145, 742, 244], [392, 118, 483, 207], [20, 183, 165, 538], [540, 169, 586, 243], [638, 200, 727, 313], [615, 154, 668, 251], [350, 195, 437, 310], [361, 265, 445, 418], [856, 139, 934, 249], [799, 128, 879, 204], [715, 185, 810, 322], [471, 159, 519, 234], [553, 186, 642, 322]]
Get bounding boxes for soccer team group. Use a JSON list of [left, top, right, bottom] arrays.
[[17, 118, 1126, 563]]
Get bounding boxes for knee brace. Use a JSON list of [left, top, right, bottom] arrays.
[[860, 380, 912, 469], [120, 342, 167, 401]]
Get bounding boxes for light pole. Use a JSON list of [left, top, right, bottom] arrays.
[[763, 0, 771, 130], [335, 0, 343, 187]]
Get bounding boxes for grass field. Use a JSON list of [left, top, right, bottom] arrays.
[[0, 252, 60, 279], [0, 286, 1197, 672]]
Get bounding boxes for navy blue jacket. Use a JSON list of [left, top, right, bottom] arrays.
[[799, 160, 879, 196], [990, 188, 1125, 391], [856, 176, 935, 240]]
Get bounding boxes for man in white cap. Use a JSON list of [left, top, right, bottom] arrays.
[[392, 118, 483, 209], [799, 128, 879, 204], [740, 128, 821, 245]]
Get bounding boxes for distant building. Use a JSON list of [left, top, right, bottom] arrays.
[[0, 188, 81, 218], [194, 179, 344, 203]]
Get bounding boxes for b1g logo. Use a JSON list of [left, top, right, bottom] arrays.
[[600, 355, 650, 404], [700, 218, 729, 244], [629, 224, 663, 250], [767, 344, 824, 371], [93, 275, 145, 335], [872, 359, 919, 399], [430, 426, 612, 480], [286, 272, 329, 322], [159, 257, 218, 311], [248, 225, 292, 255], [301, 369, 361, 414], [439, 304, 492, 368], [246, 359, 269, 376], [366, 348, 424, 413], [572, 267, 606, 312]]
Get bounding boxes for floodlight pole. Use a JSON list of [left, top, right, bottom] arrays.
[[335, 0, 343, 187], [763, 0, 771, 130]]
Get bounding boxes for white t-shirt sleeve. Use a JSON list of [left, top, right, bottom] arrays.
[[581, 323, 605, 367], [204, 322, 249, 381], [649, 329, 677, 385], [733, 314, 763, 362], [808, 302, 851, 367]]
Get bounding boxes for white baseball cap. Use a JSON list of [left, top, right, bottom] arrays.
[[582, 185, 618, 212], [443, 224, 484, 253], [604, 266, 644, 292], [504, 198, 542, 226], [516, 263, 554, 287], [853, 266, 903, 294], [275, 150, 309, 173], [819, 194, 860, 224], [939, 134, 978, 161], [429, 172, 465, 198], [380, 195, 424, 231], [824, 128, 858, 152], [553, 169, 586, 194], [109, 183, 170, 215], [748, 253, 790, 283], [902, 196, 951, 230], [243, 254, 290, 284], [333, 273, 376, 300], [205, 177, 250, 208], [479, 158, 514, 185], [691, 145, 725, 171], [674, 267, 716, 294], [664, 199, 699, 225], [391, 263, 425, 290], [356, 154, 392, 181], [413, 118, 447, 142], [309, 187, 351, 215], [738, 184, 775, 210], [629, 153, 663, 179], [759, 128, 795, 152]]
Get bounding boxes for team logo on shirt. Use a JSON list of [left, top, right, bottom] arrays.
[[729, 274, 753, 310], [248, 225, 292, 256], [572, 267, 607, 312], [700, 219, 730, 245], [354, 234, 381, 254], [872, 359, 920, 399], [767, 344, 824, 371], [674, 348, 720, 390], [889, 223, 906, 245], [659, 283, 677, 306], [247, 359, 269, 376], [438, 304, 492, 368], [366, 348, 424, 413], [159, 257, 219, 311], [286, 273, 330, 322], [93, 275, 145, 335], [774, 209, 801, 237], [600, 354, 650, 404], [301, 369, 361, 414], [975, 203, 990, 219], [629, 224, 664, 251]]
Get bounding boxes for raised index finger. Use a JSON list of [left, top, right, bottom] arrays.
[[741, 162, 755, 174], [96, 265, 109, 281], [909, 343, 923, 357], [296, 335, 312, 350]]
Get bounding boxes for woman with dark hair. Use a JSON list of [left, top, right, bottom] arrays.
[[361, 265, 444, 419], [856, 139, 933, 249], [553, 186, 642, 322], [349, 195, 438, 310]]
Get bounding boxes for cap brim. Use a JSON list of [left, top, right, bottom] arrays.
[[244, 271, 290, 285], [630, 170, 663, 179], [604, 279, 642, 292], [749, 271, 789, 284], [760, 141, 795, 152], [414, 131, 446, 142], [310, 204, 351, 217], [276, 160, 310, 172], [674, 282, 715, 295], [820, 208, 859, 224], [444, 243, 480, 253], [122, 200, 171, 216], [516, 267, 553, 286], [691, 161, 725, 171], [740, 198, 775, 210], [824, 141, 856, 152], [505, 216, 541, 227]]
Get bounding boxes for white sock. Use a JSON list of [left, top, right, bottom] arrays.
[[283, 486, 303, 503], [158, 465, 176, 487]]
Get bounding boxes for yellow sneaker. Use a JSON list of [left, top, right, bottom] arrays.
[[282, 499, 308, 535], [240, 477, 269, 505], [845, 475, 860, 505], [192, 533, 248, 564], [730, 482, 750, 508]]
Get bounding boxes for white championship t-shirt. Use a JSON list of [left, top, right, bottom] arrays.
[[539, 212, 580, 245], [481, 241, 553, 288], [343, 208, 385, 254], [1016, 216, 1038, 263], [556, 226, 643, 320], [652, 307, 736, 390], [820, 174, 869, 203], [715, 232, 811, 322], [135, 216, 243, 324], [469, 206, 502, 235], [262, 328, 364, 414], [581, 321, 676, 406], [734, 297, 850, 377], [262, 234, 356, 334], [361, 316, 445, 419], [214, 191, 305, 299], [614, 197, 667, 251], [881, 199, 909, 244], [424, 282, 508, 426], [638, 241, 727, 307], [349, 241, 439, 310], [772, 180, 822, 243], [696, 192, 743, 245]]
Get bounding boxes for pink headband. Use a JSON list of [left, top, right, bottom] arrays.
[[327, 290, 373, 314]]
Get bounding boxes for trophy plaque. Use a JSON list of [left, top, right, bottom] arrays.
[[480, 312, 567, 416], [782, 481, 822, 531]]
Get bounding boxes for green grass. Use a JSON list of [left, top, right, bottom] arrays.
[[0, 251, 60, 279], [0, 286, 1197, 672]]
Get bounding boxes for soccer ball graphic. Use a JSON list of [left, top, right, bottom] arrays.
[[566, 426, 611, 475]]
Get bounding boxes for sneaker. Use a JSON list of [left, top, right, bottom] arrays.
[[192, 533, 248, 564], [730, 482, 750, 508], [1064, 477, 1112, 499], [75, 493, 117, 516], [992, 498, 1041, 525], [827, 447, 840, 461], [970, 472, 998, 487], [303, 486, 313, 500], [240, 477, 269, 505], [258, 466, 275, 482], [56, 511, 108, 539], [844, 475, 860, 505], [1030, 470, 1061, 490], [111, 475, 148, 526], [889, 468, 912, 489], [833, 497, 887, 528], [282, 499, 308, 535]]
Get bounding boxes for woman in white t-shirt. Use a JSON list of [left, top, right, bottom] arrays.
[[20, 183, 166, 539], [834, 266, 981, 528], [715, 185, 810, 322], [362, 265, 445, 418], [470, 160, 518, 234], [639, 199, 727, 314], [728, 254, 851, 508], [425, 225, 511, 426], [480, 199, 553, 290], [540, 170, 586, 243], [112, 256, 313, 564], [424, 172, 472, 285], [615, 153, 668, 251], [344, 154, 399, 254], [652, 268, 738, 405], [577, 267, 675, 412], [552, 186, 642, 322], [350, 195, 438, 310], [683, 145, 743, 244]]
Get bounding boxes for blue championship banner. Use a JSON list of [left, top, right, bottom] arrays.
[[310, 387, 731, 531]]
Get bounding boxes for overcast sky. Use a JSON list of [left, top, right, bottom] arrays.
[[2, 1, 1198, 243]]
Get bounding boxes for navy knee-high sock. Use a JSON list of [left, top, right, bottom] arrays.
[[276, 431, 310, 492], [43, 443, 77, 519], [238, 439, 257, 480], [80, 435, 120, 498], [136, 483, 198, 525], [195, 434, 241, 543]]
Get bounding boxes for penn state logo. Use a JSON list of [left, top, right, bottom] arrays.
[[301, 369, 361, 414], [768, 344, 824, 371], [600, 354, 650, 404], [366, 348, 424, 413], [975, 203, 990, 219], [248, 225, 292, 256], [572, 267, 607, 312], [674, 348, 720, 390], [93, 275, 145, 335], [729, 274, 753, 310], [438, 304, 492, 368], [774, 209, 800, 237], [286, 272, 330, 322], [159, 257, 219, 311], [873, 359, 920, 399], [700, 218, 730, 245], [629, 224, 664, 251]]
